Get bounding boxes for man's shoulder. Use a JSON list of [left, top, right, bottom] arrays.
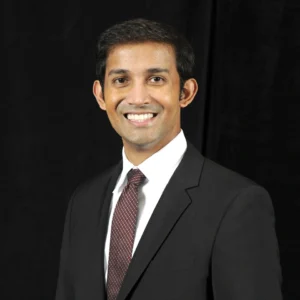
[[203, 157, 256, 188], [186, 141, 261, 192], [71, 161, 122, 201], [185, 142, 271, 214]]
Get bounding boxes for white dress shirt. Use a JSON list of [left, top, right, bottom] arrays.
[[104, 130, 187, 281]]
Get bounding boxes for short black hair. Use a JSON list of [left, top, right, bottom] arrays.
[[95, 18, 195, 91]]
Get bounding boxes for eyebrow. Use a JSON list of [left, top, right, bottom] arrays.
[[146, 68, 169, 74], [107, 68, 170, 77], [107, 69, 129, 77]]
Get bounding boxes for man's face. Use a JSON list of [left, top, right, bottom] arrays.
[[94, 42, 196, 152]]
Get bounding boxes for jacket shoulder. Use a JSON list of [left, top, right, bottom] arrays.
[[202, 158, 257, 190], [197, 157, 272, 214], [67, 161, 122, 214], [75, 162, 120, 196], [186, 141, 258, 191]]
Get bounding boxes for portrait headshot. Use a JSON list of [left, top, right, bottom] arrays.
[[4, 1, 299, 299], [55, 19, 282, 300]]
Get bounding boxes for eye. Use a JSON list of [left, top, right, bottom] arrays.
[[113, 77, 128, 85], [149, 76, 164, 84]]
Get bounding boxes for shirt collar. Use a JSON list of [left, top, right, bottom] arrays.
[[113, 130, 187, 193]]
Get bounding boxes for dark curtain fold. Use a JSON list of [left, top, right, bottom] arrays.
[[2, 0, 299, 299]]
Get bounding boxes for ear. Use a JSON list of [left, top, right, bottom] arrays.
[[93, 80, 106, 111], [179, 78, 198, 108]]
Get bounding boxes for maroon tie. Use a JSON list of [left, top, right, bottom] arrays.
[[107, 169, 146, 300]]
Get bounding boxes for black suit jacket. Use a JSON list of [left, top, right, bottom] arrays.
[[55, 142, 282, 300]]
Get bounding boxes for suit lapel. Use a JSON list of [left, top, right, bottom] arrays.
[[96, 161, 123, 299], [117, 142, 205, 300]]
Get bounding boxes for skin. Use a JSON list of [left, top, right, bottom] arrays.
[[93, 42, 198, 165]]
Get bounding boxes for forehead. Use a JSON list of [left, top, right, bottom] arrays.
[[105, 42, 177, 74]]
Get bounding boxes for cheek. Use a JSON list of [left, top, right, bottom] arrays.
[[151, 87, 177, 104], [103, 98, 119, 113], [163, 93, 181, 112], [109, 92, 128, 109]]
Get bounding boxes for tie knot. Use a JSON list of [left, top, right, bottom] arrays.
[[127, 169, 146, 186]]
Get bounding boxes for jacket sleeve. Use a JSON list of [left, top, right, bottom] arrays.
[[212, 185, 282, 300], [55, 192, 76, 300]]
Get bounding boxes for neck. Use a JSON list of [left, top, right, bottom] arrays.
[[123, 144, 161, 166], [123, 135, 178, 166], [125, 150, 153, 166]]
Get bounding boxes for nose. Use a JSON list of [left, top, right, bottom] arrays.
[[126, 82, 149, 105]]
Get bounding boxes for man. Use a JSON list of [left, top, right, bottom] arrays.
[[55, 19, 282, 300]]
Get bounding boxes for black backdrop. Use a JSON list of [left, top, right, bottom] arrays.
[[3, 0, 299, 299]]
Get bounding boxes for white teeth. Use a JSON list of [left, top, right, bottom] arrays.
[[127, 113, 154, 122]]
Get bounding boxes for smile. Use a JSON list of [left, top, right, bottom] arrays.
[[125, 113, 157, 122]]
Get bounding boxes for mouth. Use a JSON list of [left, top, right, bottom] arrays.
[[124, 113, 158, 123]]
